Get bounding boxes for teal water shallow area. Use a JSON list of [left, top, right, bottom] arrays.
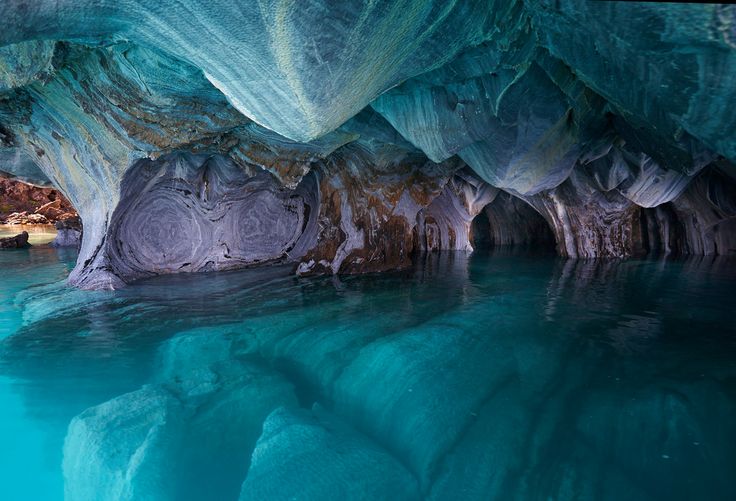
[[1, 247, 735, 500]]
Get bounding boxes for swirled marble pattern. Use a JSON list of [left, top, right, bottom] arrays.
[[106, 154, 308, 282]]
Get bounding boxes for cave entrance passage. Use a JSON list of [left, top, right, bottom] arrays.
[[470, 194, 555, 253], [470, 210, 493, 251], [0, 177, 81, 247]]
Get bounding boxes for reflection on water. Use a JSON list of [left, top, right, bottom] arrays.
[[0, 224, 57, 245], [0, 247, 735, 500]]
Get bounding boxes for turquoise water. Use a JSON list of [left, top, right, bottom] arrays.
[[1, 246, 735, 500]]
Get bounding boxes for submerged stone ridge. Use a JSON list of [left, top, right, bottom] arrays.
[[240, 406, 421, 501], [63, 332, 299, 501], [0, 1, 733, 287]]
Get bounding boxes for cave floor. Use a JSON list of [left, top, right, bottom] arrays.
[[1, 248, 735, 500]]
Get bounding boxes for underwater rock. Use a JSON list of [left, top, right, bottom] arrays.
[[239, 406, 421, 501], [63, 386, 186, 501], [491, 380, 736, 501], [329, 321, 521, 489], [63, 330, 299, 501], [6, 241, 735, 500]]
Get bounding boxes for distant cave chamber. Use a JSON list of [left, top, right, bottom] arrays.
[[470, 193, 556, 252]]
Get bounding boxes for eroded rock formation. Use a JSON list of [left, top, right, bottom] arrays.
[[52, 216, 83, 248], [0, 1, 734, 287]]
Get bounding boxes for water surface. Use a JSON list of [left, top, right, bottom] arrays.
[[0, 247, 735, 500]]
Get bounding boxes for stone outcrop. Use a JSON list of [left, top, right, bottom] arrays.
[[3, 212, 49, 225], [0, 1, 733, 288], [52, 216, 82, 248], [0, 177, 77, 224], [0, 230, 29, 248]]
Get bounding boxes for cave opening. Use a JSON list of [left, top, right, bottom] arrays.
[[469, 210, 493, 251], [0, 176, 81, 248], [470, 193, 556, 254]]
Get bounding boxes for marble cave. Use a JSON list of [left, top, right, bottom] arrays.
[[0, 1, 735, 500]]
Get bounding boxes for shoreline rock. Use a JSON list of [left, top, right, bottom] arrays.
[[51, 216, 83, 248], [3, 211, 50, 225], [0, 178, 77, 225], [0, 231, 30, 249]]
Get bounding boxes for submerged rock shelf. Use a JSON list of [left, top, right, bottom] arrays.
[[0, 1, 734, 288]]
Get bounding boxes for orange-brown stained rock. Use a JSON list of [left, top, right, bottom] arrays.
[[297, 180, 347, 276], [296, 147, 462, 276], [0, 177, 77, 223], [339, 215, 415, 274]]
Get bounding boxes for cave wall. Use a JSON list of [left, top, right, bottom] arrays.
[[0, 1, 734, 288], [653, 168, 736, 256], [415, 170, 498, 253], [105, 154, 309, 283]]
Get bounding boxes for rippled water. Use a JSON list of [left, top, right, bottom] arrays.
[[1, 246, 735, 500]]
